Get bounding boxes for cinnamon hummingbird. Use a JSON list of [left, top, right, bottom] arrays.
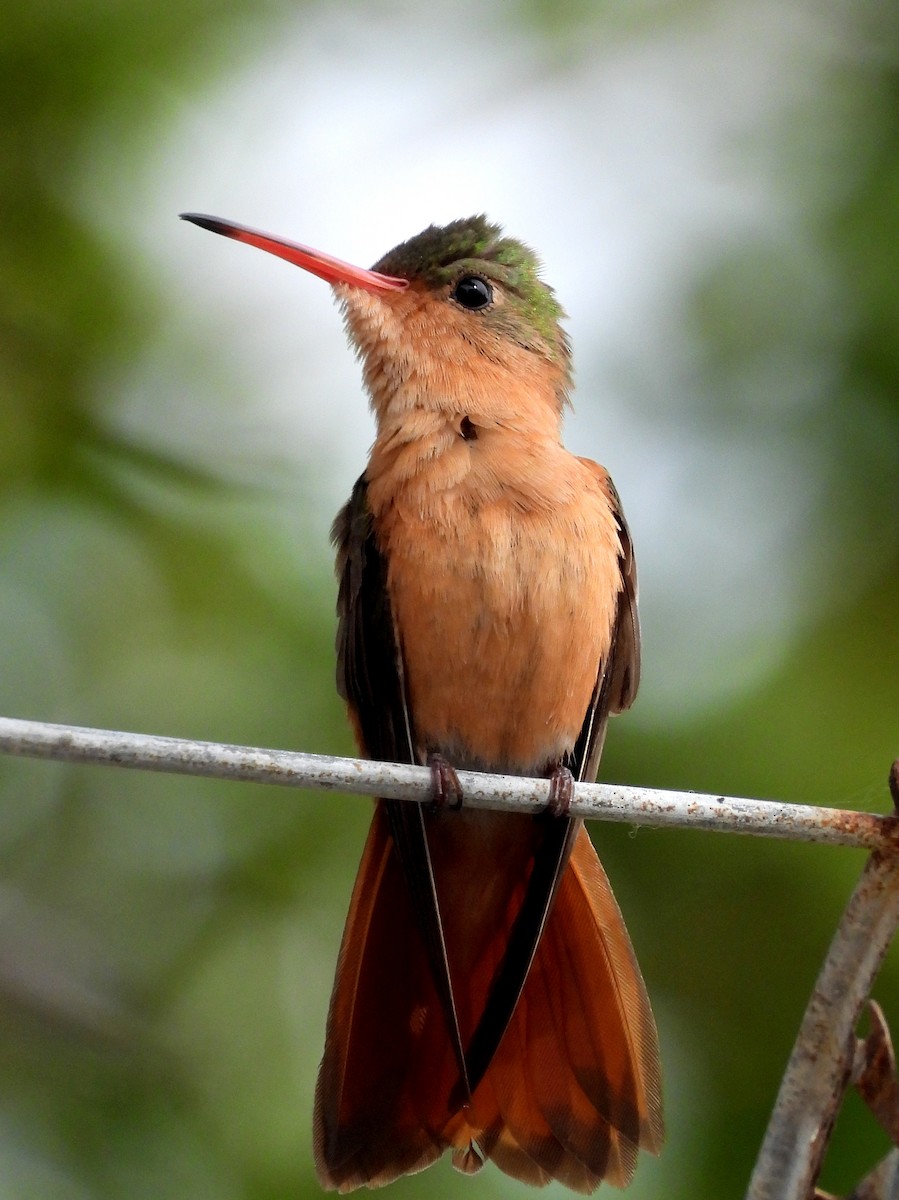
[[181, 211, 664, 1192]]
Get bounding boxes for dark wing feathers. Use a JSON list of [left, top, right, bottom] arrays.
[[570, 485, 640, 785], [332, 474, 469, 1097], [332, 474, 412, 763]]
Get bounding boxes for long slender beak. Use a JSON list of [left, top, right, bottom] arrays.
[[180, 213, 408, 293]]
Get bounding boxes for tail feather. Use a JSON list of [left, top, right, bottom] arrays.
[[314, 814, 662, 1192], [458, 825, 661, 1188], [561, 827, 663, 1154], [313, 805, 452, 1189]]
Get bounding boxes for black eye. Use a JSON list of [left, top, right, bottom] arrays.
[[451, 275, 493, 310]]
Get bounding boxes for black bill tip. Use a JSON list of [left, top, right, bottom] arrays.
[[179, 213, 234, 238]]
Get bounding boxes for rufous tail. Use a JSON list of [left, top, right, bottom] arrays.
[[313, 806, 662, 1192]]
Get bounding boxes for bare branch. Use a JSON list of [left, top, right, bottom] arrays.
[[0, 716, 896, 851]]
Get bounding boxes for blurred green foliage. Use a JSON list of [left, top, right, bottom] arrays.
[[1, 3, 898, 1199]]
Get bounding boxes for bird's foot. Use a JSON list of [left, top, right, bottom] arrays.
[[545, 765, 575, 818], [427, 752, 464, 812]]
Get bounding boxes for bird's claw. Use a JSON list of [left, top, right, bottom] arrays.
[[545, 765, 574, 818], [428, 752, 463, 812]]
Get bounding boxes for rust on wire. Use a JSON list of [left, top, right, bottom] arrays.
[[819, 805, 899, 853]]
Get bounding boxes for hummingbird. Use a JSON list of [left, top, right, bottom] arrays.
[[181, 211, 663, 1192]]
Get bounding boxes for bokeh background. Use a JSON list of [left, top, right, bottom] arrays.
[[3, 2, 898, 1197]]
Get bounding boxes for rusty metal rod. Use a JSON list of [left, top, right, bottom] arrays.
[[746, 843, 899, 1199]]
